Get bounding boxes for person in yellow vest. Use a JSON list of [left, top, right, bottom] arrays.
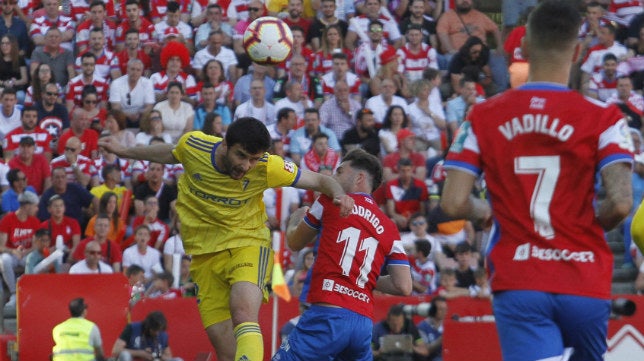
[[52, 298, 105, 361]]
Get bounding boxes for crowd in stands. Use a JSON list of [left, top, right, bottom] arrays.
[[2, 0, 644, 358]]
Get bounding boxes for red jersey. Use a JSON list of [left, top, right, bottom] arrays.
[[503, 25, 527, 65], [76, 20, 117, 51], [312, 48, 353, 76], [130, 216, 170, 248], [50, 154, 94, 184], [58, 129, 99, 159], [444, 83, 634, 299], [115, 18, 156, 45], [0, 212, 41, 249], [396, 43, 439, 81], [65, 75, 110, 108], [8, 154, 51, 194], [305, 194, 409, 318], [73, 237, 123, 265], [115, 49, 152, 75], [40, 217, 81, 250], [384, 178, 428, 218], [3, 128, 52, 155]]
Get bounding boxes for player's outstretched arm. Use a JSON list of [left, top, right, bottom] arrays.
[[285, 207, 318, 251], [293, 170, 354, 217], [98, 136, 179, 164], [440, 169, 491, 227], [375, 265, 412, 296], [598, 162, 632, 231]]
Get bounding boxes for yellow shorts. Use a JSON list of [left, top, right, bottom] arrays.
[[191, 245, 273, 328]]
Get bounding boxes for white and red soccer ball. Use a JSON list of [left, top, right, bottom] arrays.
[[243, 16, 294, 65]]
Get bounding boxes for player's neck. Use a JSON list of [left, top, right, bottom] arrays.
[[528, 63, 571, 86]]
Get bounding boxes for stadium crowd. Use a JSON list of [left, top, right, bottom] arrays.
[[1, 0, 644, 359]]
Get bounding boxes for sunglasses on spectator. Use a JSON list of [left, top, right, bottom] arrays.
[[46, 91, 59, 96], [411, 220, 426, 226]]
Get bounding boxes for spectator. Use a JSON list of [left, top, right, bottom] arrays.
[[66, 54, 110, 112], [91, 141, 132, 189], [109, 58, 155, 129], [283, 0, 311, 38], [447, 36, 494, 96], [85, 191, 127, 246], [40, 194, 81, 265], [104, 110, 136, 149], [30, 27, 76, 86], [135, 110, 173, 146], [68, 239, 114, 274], [606, 75, 644, 130], [162, 218, 184, 272], [25, 228, 61, 274], [436, 268, 470, 299], [192, 30, 238, 81], [52, 298, 106, 361], [262, 182, 300, 231], [580, 22, 628, 94], [0, 0, 29, 55], [320, 52, 361, 101], [503, 12, 530, 89], [89, 164, 129, 207], [399, 0, 438, 48], [232, 62, 275, 106], [274, 54, 322, 108], [320, 79, 362, 140], [128, 195, 170, 250], [37, 167, 95, 223], [382, 128, 428, 182], [408, 78, 446, 155], [178, 255, 195, 297], [4, 104, 53, 161], [446, 78, 484, 137], [341, 107, 381, 157], [416, 296, 447, 361], [0, 190, 40, 306], [366, 79, 409, 126], [35, 81, 70, 148], [378, 105, 411, 155], [299, 133, 340, 172], [25, 63, 62, 107], [0, 35, 28, 101], [345, 0, 403, 51], [1, 168, 34, 213], [29, 0, 75, 50], [145, 271, 180, 299], [289, 248, 314, 297], [133, 162, 177, 222], [115, 29, 152, 77], [75, 0, 117, 54], [289, 108, 341, 165], [193, 5, 233, 50], [153, 1, 193, 52], [58, 108, 99, 160], [114, 0, 155, 53], [111, 311, 178, 361], [199, 59, 234, 111], [307, 0, 349, 51], [267, 107, 297, 156], [453, 241, 477, 288], [194, 81, 232, 132], [153, 82, 195, 142], [0, 88, 21, 141], [312, 24, 353, 79], [397, 24, 439, 83], [586, 53, 619, 101], [150, 41, 197, 103], [401, 213, 449, 267], [76, 27, 121, 81], [8, 137, 51, 194], [231, 0, 265, 58], [73, 213, 122, 272], [233, 79, 275, 126], [436, 0, 502, 58], [385, 158, 429, 230], [122, 225, 163, 282], [49, 136, 93, 188], [372, 304, 428, 361], [276, 26, 314, 79], [409, 239, 438, 295], [83, 86, 109, 133]]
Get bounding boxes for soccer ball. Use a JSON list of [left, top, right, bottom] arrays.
[[243, 17, 294, 65]]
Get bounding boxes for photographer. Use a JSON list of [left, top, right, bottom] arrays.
[[416, 297, 448, 361], [372, 304, 428, 361], [111, 311, 182, 361]]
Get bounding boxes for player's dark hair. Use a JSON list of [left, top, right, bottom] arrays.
[[225, 117, 271, 154], [414, 239, 432, 257], [342, 148, 383, 192], [527, 0, 581, 53], [142, 311, 167, 336]]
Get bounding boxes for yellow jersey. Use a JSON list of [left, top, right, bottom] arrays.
[[172, 132, 300, 255]]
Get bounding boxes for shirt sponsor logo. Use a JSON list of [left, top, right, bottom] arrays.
[[513, 243, 595, 263], [321, 278, 371, 303], [189, 187, 249, 206]]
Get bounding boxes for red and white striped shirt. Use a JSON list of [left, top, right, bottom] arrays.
[[50, 154, 94, 185], [396, 43, 438, 82], [2, 128, 51, 155], [66, 74, 110, 108]]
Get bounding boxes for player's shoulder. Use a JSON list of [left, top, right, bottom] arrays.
[[178, 131, 221, 150]]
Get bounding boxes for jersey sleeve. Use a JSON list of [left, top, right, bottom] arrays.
[[266, 154, 301, 188], [444, 120, 482, 176], [597, 111, 634, 170]]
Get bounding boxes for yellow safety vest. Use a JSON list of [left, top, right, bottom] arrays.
[[52, 317, 97, 361]]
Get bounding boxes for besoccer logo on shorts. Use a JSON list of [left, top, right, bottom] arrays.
[[322, 279, 335, 291]]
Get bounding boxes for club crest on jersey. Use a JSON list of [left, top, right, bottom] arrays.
[[283, 161, 295, 173], [449, 121, 471, 153], [529, 96, 546, 110]]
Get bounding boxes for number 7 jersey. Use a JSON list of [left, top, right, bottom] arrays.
[[304, 193, 409, 319], [445, 83, 633, 299]]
